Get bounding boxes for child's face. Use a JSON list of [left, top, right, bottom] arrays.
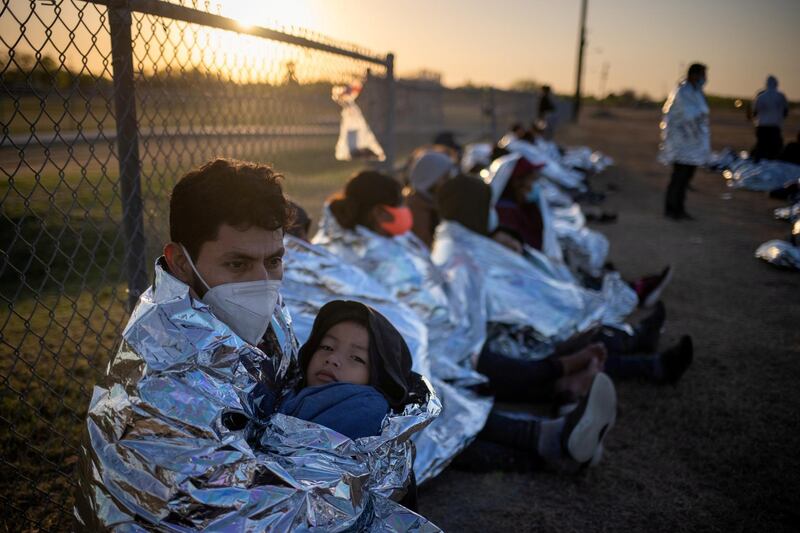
[[306, 320, 370, 386]]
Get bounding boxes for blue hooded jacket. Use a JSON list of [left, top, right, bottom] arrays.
[[278, 382, 390, 439]]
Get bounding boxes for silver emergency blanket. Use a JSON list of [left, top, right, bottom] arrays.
[[755, 239, 800, 270], [659, 80, 711, 166], [500, 136, 587, 191], [75, 260, 441, 531], [561, 146, 614, 174], [282, 235, 431, 380], [774, 202, 800, 222], [484, 153, 611, 278], [550, 203, 610, 279], [722, 159, 800, 191], [461, 142, 493, 173], [312, 211, 493, 482], [432, 221, 637, 359]]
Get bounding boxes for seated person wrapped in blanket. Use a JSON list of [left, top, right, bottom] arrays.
[[305, 172, 494, 482], [434, 174, 694, 391], [312, 171, 628, 471], [74, 159, 441, 532]]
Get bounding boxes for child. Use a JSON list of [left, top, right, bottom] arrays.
[[278, 299, 424, 440]]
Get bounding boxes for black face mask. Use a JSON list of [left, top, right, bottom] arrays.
[[298, 300, 414, 410]]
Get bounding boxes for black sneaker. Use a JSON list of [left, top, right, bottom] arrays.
[[561, 373, 617, 463], [659, 335, 694, 385]]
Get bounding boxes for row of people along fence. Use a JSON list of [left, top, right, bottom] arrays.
[[0, 0, 572, 529]]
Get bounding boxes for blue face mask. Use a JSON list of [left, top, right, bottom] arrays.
[[696, 78, 706, 89], [525, 182, 541, 204]]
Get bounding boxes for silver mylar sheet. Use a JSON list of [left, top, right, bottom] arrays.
[[504, 138, 588, 190], [722, 159, 800, 191], [561, 146, 614, 173], [282, 235, 431, 380], [550, 203, 610, 279], [75, 260, 441, 532], [432, 221, 635, 358], [435, 222, 591, 340], [658, 80, 711, 167], [483, 153, 609, 277], [755, 239, 800, 270], [312, 210, 493, 482], [773, 202, 800, 221]]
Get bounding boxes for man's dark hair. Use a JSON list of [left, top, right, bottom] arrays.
[[170, 158, 292, 258], [687, 63, 706, 78]]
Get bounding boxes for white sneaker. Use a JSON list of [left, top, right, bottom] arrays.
[[562, 372, 617, 464]]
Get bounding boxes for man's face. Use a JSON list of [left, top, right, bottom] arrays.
[[166, 223, 285, 296]]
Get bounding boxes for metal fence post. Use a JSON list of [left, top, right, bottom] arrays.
[[384, 53, 396, 173], [109, 4, 148, 309]]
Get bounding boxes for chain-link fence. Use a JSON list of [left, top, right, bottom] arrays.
[[0, 1, 552, 529]]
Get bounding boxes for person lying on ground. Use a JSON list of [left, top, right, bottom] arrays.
[[435, 174, 694, 389]]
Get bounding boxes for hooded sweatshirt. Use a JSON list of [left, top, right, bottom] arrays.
[[753, 76, 789, 128]]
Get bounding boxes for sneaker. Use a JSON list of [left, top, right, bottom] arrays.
[[659, 335, 693, 385], [635, 266, 674, 308], [562, 372, 617, 464]]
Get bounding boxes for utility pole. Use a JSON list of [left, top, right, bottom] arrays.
[[598, 61, 610, 101], [572, 0, 588, 122]]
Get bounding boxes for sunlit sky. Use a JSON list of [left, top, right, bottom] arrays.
[[2, 0, 798, 100], [221, 0, 800, 100]]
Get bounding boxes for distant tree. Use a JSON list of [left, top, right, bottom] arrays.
[[510, 79, 539, 92]]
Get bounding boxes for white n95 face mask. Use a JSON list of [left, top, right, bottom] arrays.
[[180, 244, 281, 345]]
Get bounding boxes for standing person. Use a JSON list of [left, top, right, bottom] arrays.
[[659, 63, 710, 220], [749, 75, 789, 161], [538, 85, 558, 139]]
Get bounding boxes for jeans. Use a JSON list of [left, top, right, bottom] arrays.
[[595, 327, 662, 381], [476, 344, 563, 403], [454, 409, 546, 473]]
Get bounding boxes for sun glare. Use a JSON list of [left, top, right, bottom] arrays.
[[219, 0, 318, 32]]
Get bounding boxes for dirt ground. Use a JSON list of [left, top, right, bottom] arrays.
[[419, 107, 800, 532]]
